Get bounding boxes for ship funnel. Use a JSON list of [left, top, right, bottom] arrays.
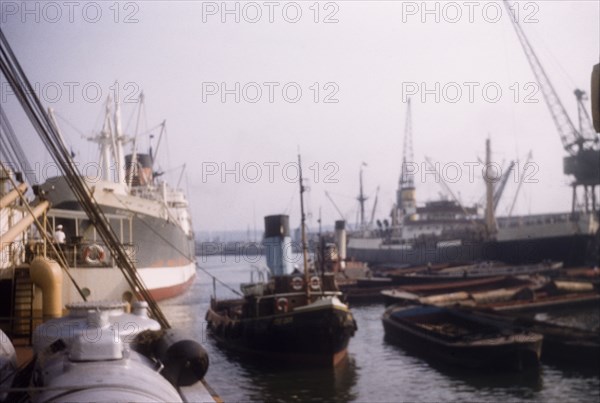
[[125, 154, 153, 186], [334, 220, 347, 270], [263, 215, 292, 276]]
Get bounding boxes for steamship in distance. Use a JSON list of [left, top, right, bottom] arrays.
[[346, 141, 599, 268], [347, 38, 600, 269], [35, 97, 196, 303], [347, 201, 599, 268]]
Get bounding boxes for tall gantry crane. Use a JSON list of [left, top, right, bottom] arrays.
[[503, 0, 600, 213], [397, 98, 417, 221], [356, 162, 368, 230], [399, 98, 415, 189]]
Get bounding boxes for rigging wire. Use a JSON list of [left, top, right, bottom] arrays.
[[0, 135, 20, 173], [527, 24, 577, 90], [53, 111, 87, 139], [0, 108, 36, 184], [283, 191, 296, 216], [196, 263, 242, 297]]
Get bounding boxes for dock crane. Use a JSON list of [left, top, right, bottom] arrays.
[[493, 160, 515, 213], [475, 157, 516, 214], [508, 151, 533, 217], [357, 162, 368, 230], [502, 0, 599, 213], [369, 186, 380, 227], [397, 98, 417, 222]]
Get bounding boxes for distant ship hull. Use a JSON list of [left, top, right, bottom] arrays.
[[348, 234, 598, 268], [347, 239, 483, 267], [486, 234, 598, 267]]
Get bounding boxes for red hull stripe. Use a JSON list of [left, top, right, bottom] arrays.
[[146, 273, 196, 301]]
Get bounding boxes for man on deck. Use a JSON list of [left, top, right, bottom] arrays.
[[53, 224, 66, 244]]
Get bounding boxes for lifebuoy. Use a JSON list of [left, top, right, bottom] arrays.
[[276, 297, 288, 313], [291, 276, 303, 291], [83, 244, 105, 264], [310, 276, 321, 290]]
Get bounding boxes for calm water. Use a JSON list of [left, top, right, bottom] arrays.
[[160, 256, 600, 402]]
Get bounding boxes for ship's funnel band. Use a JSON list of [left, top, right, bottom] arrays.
[[264, 215, 290, 239], [125, 153, 154, 186]]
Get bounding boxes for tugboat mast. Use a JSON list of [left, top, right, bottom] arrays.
[[298, 154, 310, 296]]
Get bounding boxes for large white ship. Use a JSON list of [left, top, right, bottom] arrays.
[[34, 98, 196, 303]]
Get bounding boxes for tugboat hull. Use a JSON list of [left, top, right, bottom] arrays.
[[206, 299, 356, 367]]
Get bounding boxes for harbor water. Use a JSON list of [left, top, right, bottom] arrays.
[[160, 256, 600, 402]]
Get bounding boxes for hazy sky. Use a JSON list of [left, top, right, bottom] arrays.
[[2, 1, 598, 234]]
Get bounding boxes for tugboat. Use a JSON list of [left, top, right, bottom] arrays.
[[206, 156, 357, 367]]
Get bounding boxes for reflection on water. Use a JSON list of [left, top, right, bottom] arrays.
[[160, 256, 600, 402], [536, 308, 600, 332], [240, 356, 358, 403], [386, 341, 545, 397]]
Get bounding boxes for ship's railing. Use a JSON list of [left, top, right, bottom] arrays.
[[129, 185, 167, 203], [32, 240, 137, 269], [31, 208, 135, 269], [252, 291, 344, 317], [256, 291, 343, 300], [497, 212, 580, 228]]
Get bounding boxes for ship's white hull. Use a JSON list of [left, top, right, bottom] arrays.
[[60, 262, 196, 304]]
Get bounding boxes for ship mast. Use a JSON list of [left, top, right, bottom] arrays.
[[297, 154, 310, 296], [485, 138, 497, 237], [357, 163, 368, 231], [113, 95, 125, 184], [84, 96, 124, 183], [128, 92, 145, 188], [99, 99, 114, 181]]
